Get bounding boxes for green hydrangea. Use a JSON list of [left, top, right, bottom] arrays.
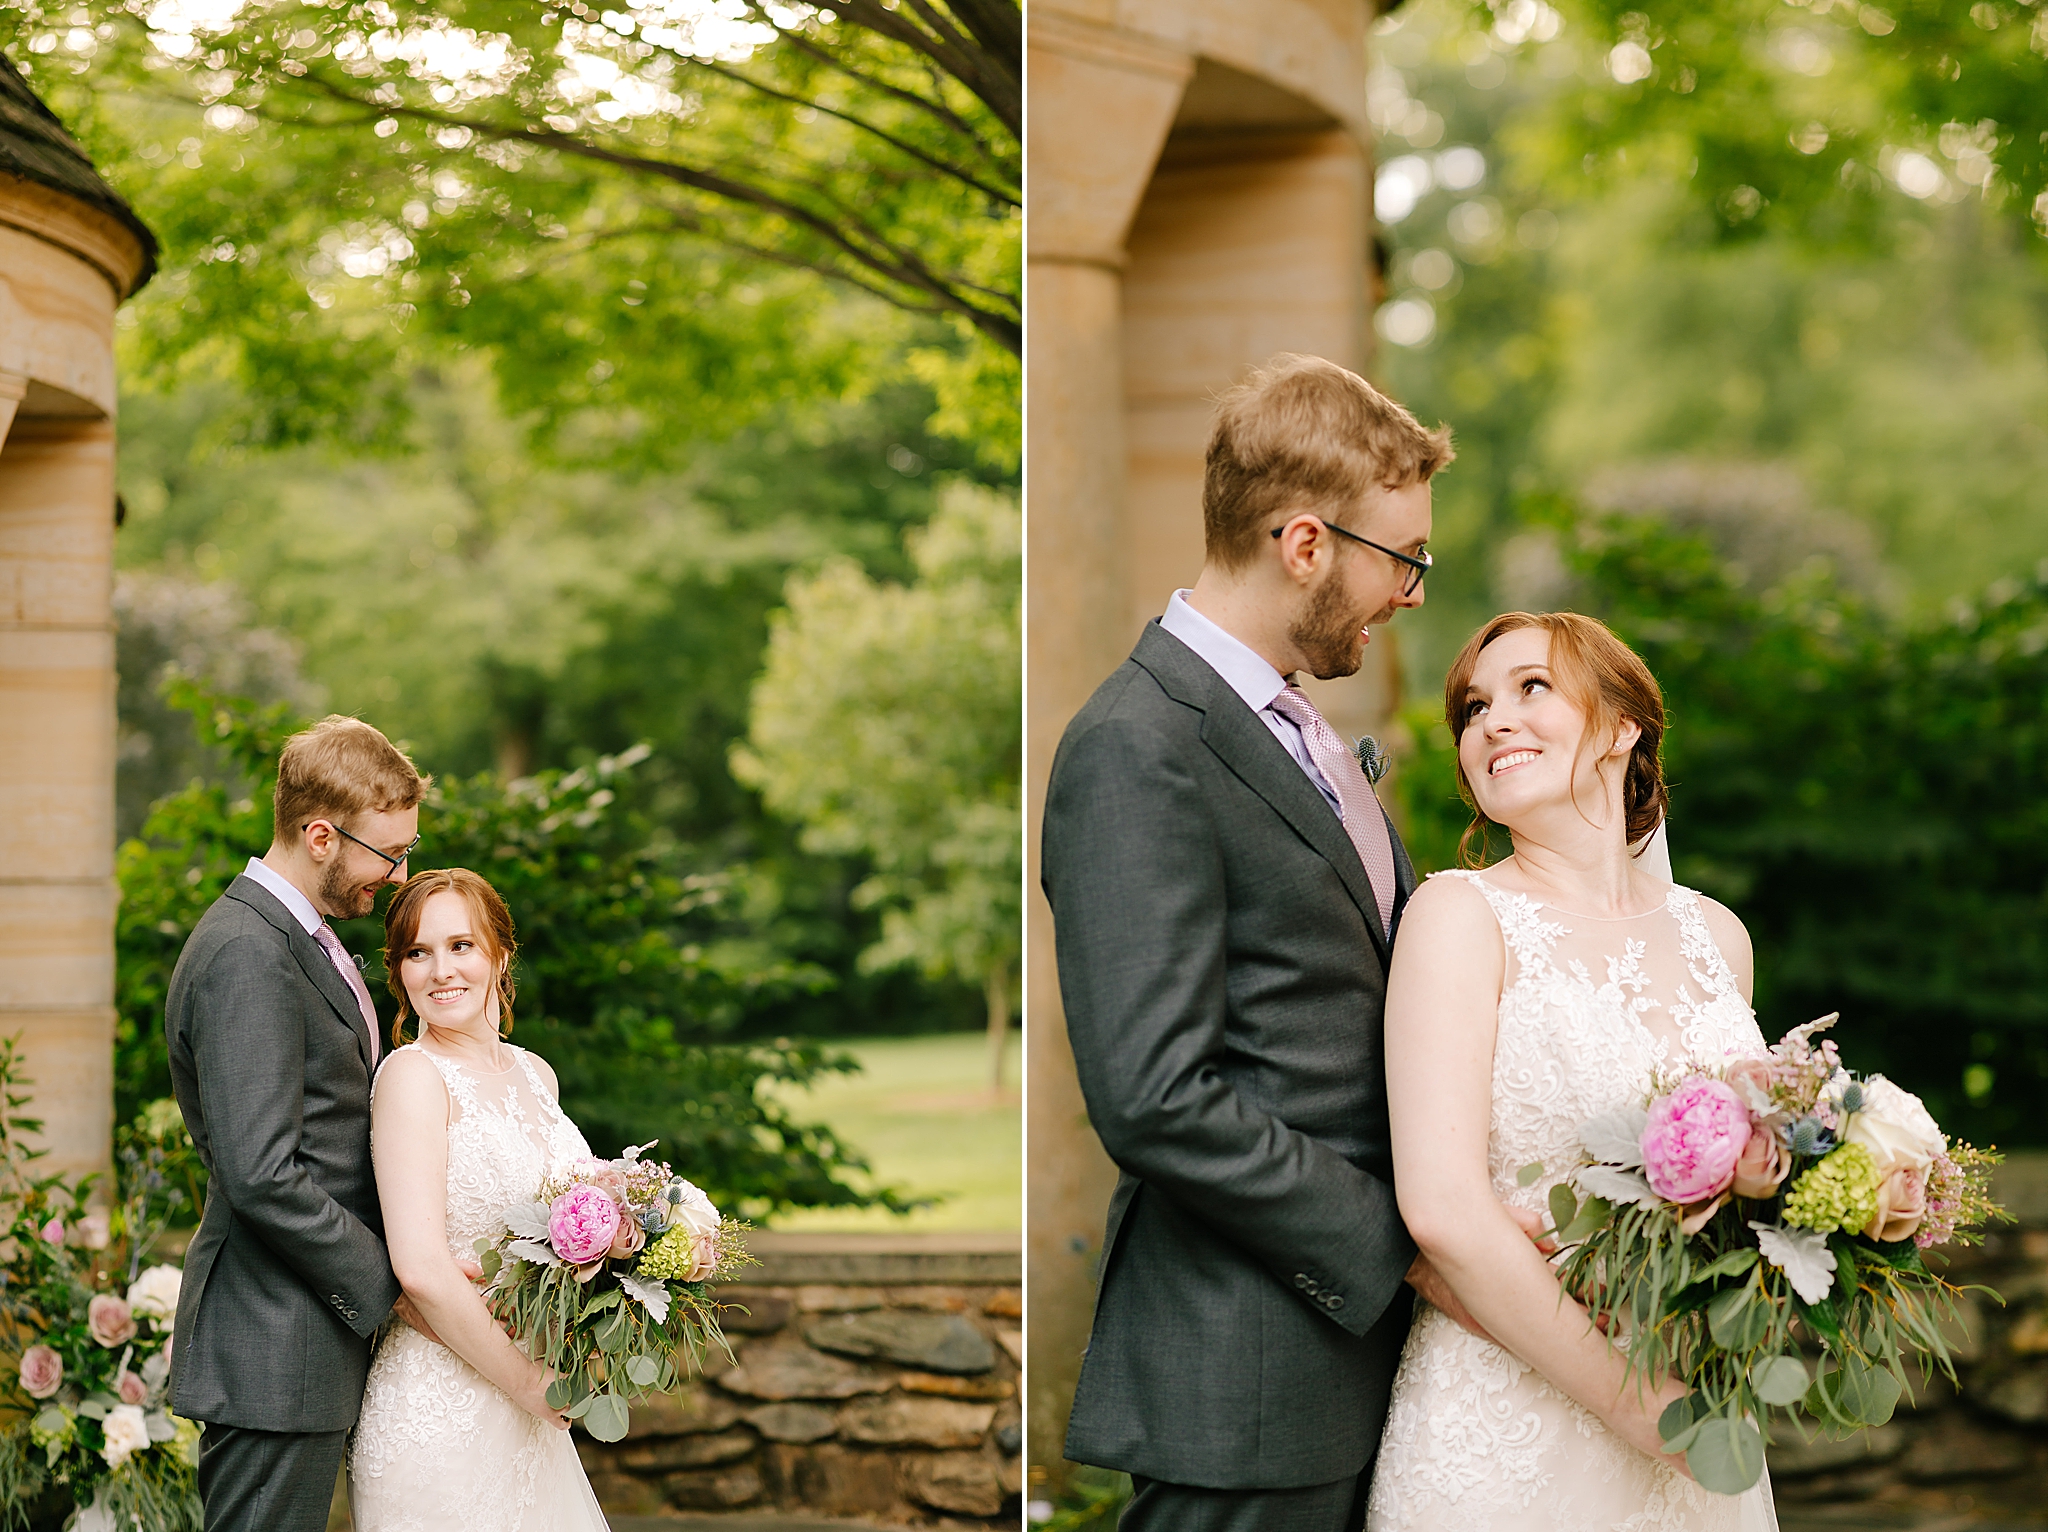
[[1783, 1142, 1881, 1234], [30, 1405, 75, 1467], [634, 1225, 699, 1282]]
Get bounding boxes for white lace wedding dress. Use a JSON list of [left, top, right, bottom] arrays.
[[350, 1044, 609, 1531], [1366, 872, 1779, 1532]]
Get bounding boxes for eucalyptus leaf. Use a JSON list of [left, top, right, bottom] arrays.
[[1518, 1161, 1545, 1188], [1548, 1181, 1579, 1235], [1752, 1354, 1811, 1407], [1659, 1392, 1707, 1443], [582, 1393, 631, 1443], [545, 1378, 573, 1411], [625, 1354, 660, 1387], [1559, 1196, 1615, 1243], [564, 1393, 595, 1420], [1686, 1412, 1766, 1494]]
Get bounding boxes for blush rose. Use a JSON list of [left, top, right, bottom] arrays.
[[88, 1294, 137, 1348], [19, 1344, 62, 1399]]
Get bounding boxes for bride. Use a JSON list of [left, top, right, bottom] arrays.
[[348, 868, 608, 1530], [1367, 612, 1777, 1532]]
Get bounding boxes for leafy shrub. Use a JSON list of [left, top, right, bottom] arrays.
[[116, 681, 913, 1218]]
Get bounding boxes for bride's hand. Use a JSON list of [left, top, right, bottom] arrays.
[[514, 1369, 572, 1431]]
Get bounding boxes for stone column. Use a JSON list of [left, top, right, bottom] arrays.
[[0, 167, 150, 1185], [1024, 9, 1190, 1493], [0, 417, 118, 1183]]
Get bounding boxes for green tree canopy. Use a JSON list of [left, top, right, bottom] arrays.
[[1, 1, 1017, 463], [733, 481, 1019, 1083]]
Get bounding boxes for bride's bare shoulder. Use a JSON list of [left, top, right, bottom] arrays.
[[1392, 872, 1506, 969]]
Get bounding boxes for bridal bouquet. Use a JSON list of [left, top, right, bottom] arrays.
[[477, 1144, 751, 1442], [1530, 1016, 2004, 1495]]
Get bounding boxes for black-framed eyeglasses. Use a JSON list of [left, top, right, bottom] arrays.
[[309, 820, 421, 876], [1272, 516, 1433, 595]]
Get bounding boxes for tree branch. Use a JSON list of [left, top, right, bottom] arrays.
[[678, 55, 1016, 205], [284, 74, 1019, 351]]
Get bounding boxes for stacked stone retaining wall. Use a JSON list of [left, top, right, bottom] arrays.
[[576, 1232, 1022, 1527]]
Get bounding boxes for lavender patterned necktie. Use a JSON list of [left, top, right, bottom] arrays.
[[314, 922, 382, 1066], [1269, 685, 1397, 940]]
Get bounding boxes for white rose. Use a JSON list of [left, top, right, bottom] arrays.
[[668, 1179, 721, 1238], [100, 1404, 150, 1471], [127, 1265, 183, 1328], [1844, 1075, 1946, 1174]]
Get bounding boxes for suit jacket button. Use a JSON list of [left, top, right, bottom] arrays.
[[1327, 1295, 1345, 1310], [1294, 1273, 1310, 1289]]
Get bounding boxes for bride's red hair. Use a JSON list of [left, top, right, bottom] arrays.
[[1442, 612, 1668, 869]]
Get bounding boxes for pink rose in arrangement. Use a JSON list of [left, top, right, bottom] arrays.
[[19, 1344, 62, 1399], [88, 1294, 137, 1348], [1641, 1078, 1753, 1205], [607, 1214, 647, 1260], [1865, 1163, 1928, 1244], [116, 1368, 149, 1405], [1730, 1125, 1791, 1201], [548, 1186, 620, 1265], [39, 1217, 62, 1245]]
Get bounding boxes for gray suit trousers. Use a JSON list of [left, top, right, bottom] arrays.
[[197, 1424, 347, 1532], [1122, 1463, 1372, 1532]]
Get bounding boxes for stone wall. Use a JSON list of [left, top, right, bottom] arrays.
[[576, 1232, 1022, 1527], [1771, 1154, 2048, 1522]]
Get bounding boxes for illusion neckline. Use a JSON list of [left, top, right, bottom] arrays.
[[1472, 875, 1675, 924], [414, 1040, 523, 1078]]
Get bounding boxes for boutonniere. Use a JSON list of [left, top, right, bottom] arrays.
[[1354, 735, 1389, 785]]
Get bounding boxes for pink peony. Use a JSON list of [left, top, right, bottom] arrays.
[[88, 1294, 137, 1348], [19, 1344, 62, 1399], [39, 1217, 62, 1245], [1641, 1078, 1753, 1205], [548, 1186, 620, 1265], [116, 1368, 148, 1405]]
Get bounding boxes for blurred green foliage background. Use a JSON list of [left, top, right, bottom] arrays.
[[0, 2, 1019, 1213], [1372, 0, 2048, 1149]]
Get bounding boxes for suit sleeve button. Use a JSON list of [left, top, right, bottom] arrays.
[[1294, 1273, 1310, 1289], [1327, 1295, 1345, 1310]]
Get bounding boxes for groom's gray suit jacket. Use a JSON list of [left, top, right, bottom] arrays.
[[1043, 622, 1420, 1490], [165, 874, 401, 1431]]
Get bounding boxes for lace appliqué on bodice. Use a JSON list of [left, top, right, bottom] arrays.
[[1366, 875, 1777, 1532], [349, 1045, 607, 1532]]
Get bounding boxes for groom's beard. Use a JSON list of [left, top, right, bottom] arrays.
[[1290, 575, 1393, 681], [319, 859, 384, 919]]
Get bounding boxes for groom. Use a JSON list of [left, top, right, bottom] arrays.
[[166, 716, 431, 1532], [1043, 356, 1457, 1531]]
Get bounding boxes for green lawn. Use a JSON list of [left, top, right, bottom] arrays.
[[765, 1031, 1021, 1232]]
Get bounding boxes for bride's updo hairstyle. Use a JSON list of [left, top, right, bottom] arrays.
[[1442, 611, 1668, 869], [381, 868, 520, 1048]]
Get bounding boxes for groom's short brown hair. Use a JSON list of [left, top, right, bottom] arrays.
[[272, 716, 430, 841], [1204, 355, 1453, 570]]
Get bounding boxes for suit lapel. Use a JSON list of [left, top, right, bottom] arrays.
[[1134, 625, 1391, 962], [226, 878, 376, 1073]]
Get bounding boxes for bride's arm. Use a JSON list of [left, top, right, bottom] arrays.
[[371, 1052, 567, 1429], [1385, 877, 1687, 1465]]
